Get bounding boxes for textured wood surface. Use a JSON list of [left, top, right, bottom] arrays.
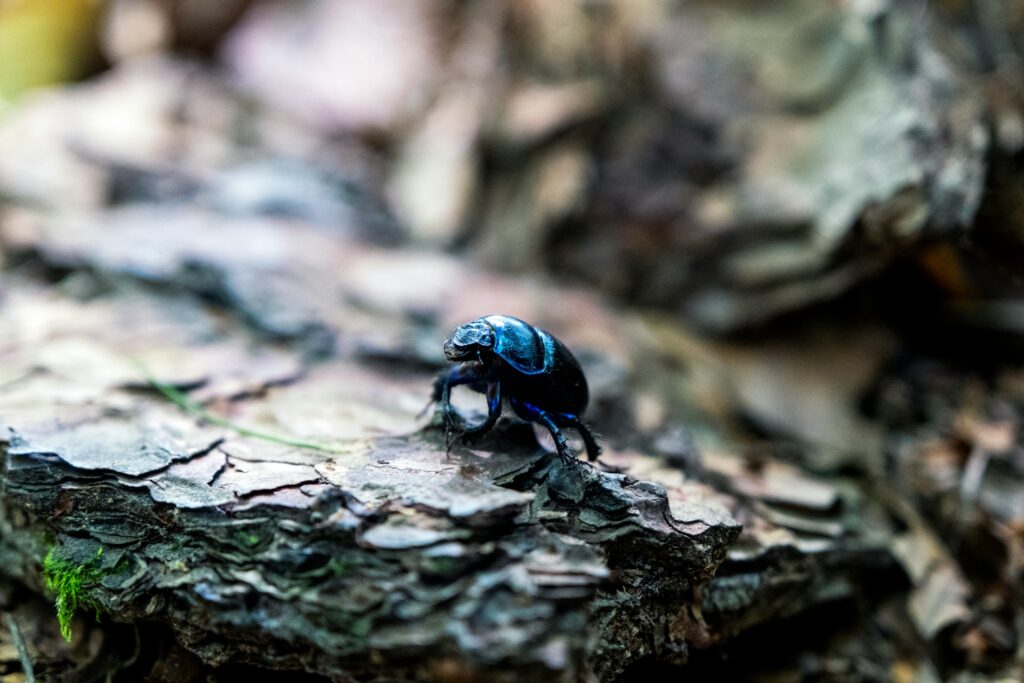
[[0, 214, 892, 679]]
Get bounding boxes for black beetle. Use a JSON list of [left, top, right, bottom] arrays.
[[429, 315, 601, 463]]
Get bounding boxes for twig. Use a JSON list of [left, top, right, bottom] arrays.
[[132, 358, 342, 454], [4, 612, 35, 683]]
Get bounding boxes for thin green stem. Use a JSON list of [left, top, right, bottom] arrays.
[[134, 359, 341, 454]]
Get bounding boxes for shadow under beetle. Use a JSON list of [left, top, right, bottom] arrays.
[[429, 315, 601, 464]]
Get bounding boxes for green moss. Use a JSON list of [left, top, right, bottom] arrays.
[[232, 529, 265, 548], [350, 615, 372, 640], [42, 547, 105, 642]]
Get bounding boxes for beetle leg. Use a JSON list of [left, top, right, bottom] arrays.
[[440, 371, 466, 456], [428, 372, 454, 454], [461, 380, 502, 445], [428, 364, 480, 413], [573, 422, 626, 472], [535, 412, 574, 463], [573, 422, 625, 472], [574, 420, 602, 462], [510, 399, 577, 463], [425, 363, 488, 456]]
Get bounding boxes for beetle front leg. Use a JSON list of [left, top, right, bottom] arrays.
[[426, 364, 483, 412], [426, 363, 487, 454], [461, 380, 502, 445]]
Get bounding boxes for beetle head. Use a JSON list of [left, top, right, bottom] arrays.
[[444, 320, 494, 361]]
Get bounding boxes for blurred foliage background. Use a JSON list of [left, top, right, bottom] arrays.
[[0, 0, 102, 103], [1, 0, 1022, 329], [1, 0, 1022, 335]]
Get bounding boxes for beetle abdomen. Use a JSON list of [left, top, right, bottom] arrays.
[[499, 333, 589, 416]]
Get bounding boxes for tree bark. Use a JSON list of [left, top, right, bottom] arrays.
[[0, 219, 895, 679]]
